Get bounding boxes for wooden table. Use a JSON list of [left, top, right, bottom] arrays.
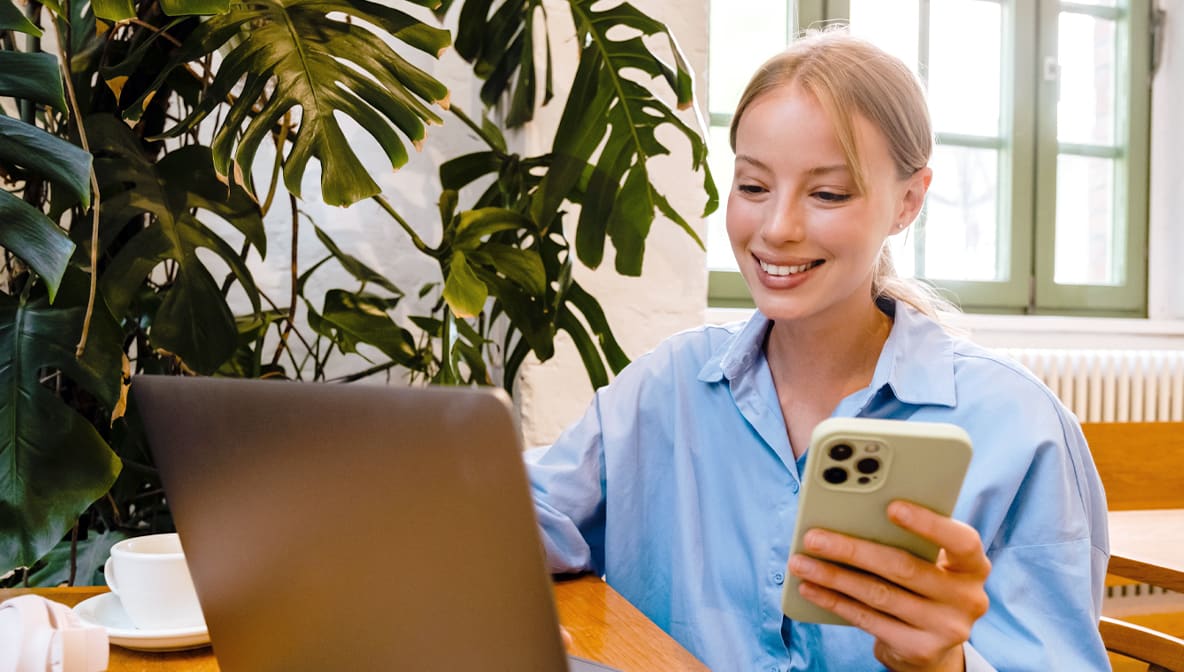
[[1108, 509, 1184, 593], [0, 575, 707, 672]]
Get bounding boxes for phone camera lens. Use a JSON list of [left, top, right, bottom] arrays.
[[823, 467, 848, 484], [856, 458, 880, 474], [828, 444, 854, 461]]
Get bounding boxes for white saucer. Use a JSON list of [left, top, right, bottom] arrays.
[[72, 593, 211, 652]]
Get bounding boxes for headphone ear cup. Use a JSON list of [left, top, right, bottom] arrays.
[[0, 595, 108, 672], [0, 595, 56, 672], [44, 600, 81, 630]]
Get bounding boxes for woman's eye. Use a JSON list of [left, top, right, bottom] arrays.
[[813, 191, 851, 203], [737, 184, 767, 195]]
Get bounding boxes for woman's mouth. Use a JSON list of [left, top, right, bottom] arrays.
[[758, 258, 824, 276]]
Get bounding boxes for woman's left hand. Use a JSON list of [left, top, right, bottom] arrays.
[[787, 500, 991, 672]]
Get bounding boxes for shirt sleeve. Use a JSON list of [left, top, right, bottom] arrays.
[[967, 413, 1111, 671], [524, 391, 609, 575]]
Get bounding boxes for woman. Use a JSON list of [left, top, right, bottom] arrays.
[[528, 29, 1109, 671]]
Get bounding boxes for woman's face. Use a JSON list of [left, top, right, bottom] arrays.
[[726, 83, 930, 326]]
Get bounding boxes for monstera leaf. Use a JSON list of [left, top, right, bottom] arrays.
[[0, 283, 124, 571], [89, 115, 264, 375], [126, 0, 452, 206], [447, 0, 714, 275], [0, 48, 87, 302]]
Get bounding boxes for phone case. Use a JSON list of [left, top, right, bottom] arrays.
[[781, 417, 973, 625]]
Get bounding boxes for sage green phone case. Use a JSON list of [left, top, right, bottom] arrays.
[[781, 417, 973, 625]]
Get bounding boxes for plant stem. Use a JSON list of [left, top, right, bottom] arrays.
[[68, 522, 79, 586], [260, 111, 291, 216], [123, 17, 183, 47], [56, 3, 103, 358], [329, 360, 399, 383], [373, 194, 432, 254], [271, 193, 299, 366], [448, 104, 504, 155]]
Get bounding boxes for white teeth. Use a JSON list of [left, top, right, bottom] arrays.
[[759, 259, 818, 276]]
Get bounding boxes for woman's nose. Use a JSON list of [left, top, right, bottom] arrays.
[[762, 199, 806, 244]]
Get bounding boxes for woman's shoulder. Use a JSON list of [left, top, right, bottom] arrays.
[[945, 337, 1077, 429]]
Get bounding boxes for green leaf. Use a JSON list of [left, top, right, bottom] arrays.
[[91, 115, 262, 374], [557, 308, 607, 389], [0, 0, 42, 35], [452, 207, 531, 249], [0, 293, 122, 572], [0, 116, 92, 209], [25, 529, 128, 587], [0, 53, 66, 112], [566, 281, 628, 374], [316, 290, 417, 364], [159, 0, 231, 16], [442, 251, 488, 318], [131, 0, 452, 207], [439, 151, 501, 191], [469, 243, 544, 296], [531, 0, 713, 272], [91, 0, 135, 21], [0, 190, 75, 302]]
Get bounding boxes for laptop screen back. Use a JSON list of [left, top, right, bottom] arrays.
[[132, 376, 571, 672]]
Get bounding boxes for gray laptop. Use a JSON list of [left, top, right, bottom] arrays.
[[132, 375, 616, 672]]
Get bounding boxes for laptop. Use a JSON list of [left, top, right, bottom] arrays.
[[132, 375, 617, 672]]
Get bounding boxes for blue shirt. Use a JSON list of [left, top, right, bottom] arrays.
[[526, 300, 1110, 671]]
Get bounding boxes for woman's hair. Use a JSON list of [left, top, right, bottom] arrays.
[[729, 27, 958, 319]]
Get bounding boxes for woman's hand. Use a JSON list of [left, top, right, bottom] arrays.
[[787, 501, 991, 672]]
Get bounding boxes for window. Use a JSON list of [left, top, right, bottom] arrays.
[[707, 0, 1154, 316]]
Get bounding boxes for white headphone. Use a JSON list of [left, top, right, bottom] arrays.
[[0, 595, 108, 672]]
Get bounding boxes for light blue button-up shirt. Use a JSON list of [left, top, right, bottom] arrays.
[[527, 300, 1110, 671]]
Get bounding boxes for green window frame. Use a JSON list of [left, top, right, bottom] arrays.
[[708, 0, 1155, 317]]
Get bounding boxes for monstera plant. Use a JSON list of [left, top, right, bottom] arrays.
[[0, 0, 714, 585]]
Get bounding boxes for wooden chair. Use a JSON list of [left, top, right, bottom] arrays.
[[1101, 616, 1184, 672]]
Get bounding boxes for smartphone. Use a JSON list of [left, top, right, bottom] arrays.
[[781, 417, 973, 625]]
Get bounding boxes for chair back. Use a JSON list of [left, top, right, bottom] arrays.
[[1101, 616, 1184, 672], [1079, 422, 1184, 510]]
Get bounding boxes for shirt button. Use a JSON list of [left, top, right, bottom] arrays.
[[790, 481, 799, 494], [772, 571, 784, 585]]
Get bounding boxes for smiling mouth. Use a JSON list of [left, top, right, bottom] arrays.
[[758, 258, 824, 276]]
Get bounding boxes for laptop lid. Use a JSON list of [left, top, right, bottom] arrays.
[[132, 375, 597, 672]]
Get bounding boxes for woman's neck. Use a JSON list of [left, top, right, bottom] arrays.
[[765, 296, 894, 397]]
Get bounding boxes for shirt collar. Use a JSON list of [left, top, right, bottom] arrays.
[[697, 298, 957, 408]]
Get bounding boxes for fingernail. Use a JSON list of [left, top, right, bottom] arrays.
[[890, 502, 911, 524], [805, 530, 828, 552], [789, 555, 816, 576]]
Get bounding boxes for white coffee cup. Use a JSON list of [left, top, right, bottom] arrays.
[[103, 533, 206, 631]]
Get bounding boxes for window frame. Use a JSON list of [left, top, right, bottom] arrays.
[[706, 0, 1152, 317]]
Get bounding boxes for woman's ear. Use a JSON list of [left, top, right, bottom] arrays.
[[893, 166, 933, 233]]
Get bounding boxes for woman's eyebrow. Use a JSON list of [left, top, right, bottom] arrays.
[[735, 154, 849, 178], [806, 164, 849, 177]]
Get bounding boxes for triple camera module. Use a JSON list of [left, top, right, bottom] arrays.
[[818, 439, 891, 492]]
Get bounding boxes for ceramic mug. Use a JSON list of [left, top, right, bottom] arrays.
[[104, 533, 206, 631]]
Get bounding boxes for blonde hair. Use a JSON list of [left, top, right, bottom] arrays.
[[729, 27, 958, 318]]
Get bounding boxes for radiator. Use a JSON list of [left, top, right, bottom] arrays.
[[1000, 348, 1184, 615], [999, 348, 1184, 422]]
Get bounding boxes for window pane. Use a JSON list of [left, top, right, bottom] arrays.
[[922, 144, 1002, 281], [848, 0, 920, 77], [706, 125, 738, 270], [1054, 154, 1120, 285], [1057, 12, 1116, 145], [708, 0, 789, 115], [1063, 0, 1117, 6], [928, 0, 1002, 137]]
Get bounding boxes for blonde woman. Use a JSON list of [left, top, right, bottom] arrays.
[[528, 29, 1108, 671]]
